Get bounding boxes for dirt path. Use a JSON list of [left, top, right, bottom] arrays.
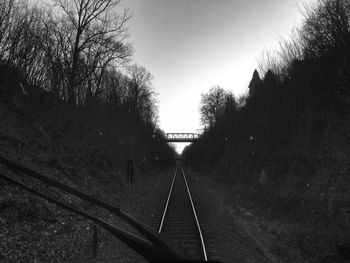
[[184, 167, 304, 263]]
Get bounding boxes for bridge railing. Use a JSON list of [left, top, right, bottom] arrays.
[[165, 133, 200, 142]]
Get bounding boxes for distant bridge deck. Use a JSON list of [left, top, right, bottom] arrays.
[[165, 133, 200, 142]]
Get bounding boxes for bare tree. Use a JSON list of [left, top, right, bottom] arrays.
[[0, 1, 49, 87], [200, 86, 228, 127], [0, 0, 15, 61], [301, 0, 350, 57], [42, 12, 71, 99], [53, 0, 132, 105], [257, 48, 284, 77], [127, 63, 156, 122]]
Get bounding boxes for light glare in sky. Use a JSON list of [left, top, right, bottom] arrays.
[[122, 0, 307, 153], [34, 0, 309, 153]]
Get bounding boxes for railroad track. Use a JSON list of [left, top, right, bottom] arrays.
[[158, 165, 208, 261], [1, 156, 221, 262]]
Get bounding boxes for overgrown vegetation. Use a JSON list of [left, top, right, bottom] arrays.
[[0, 0, 175, 166], [184, 0, 350, 261], [0, 1, 175, 260]]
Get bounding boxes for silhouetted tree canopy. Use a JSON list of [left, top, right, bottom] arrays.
[[185, 0, 350, 187], [0, 0, 176, 166], [200, 86, 231, 127]]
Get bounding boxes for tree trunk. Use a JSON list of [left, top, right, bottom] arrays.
[[67, 30, 82, 106]]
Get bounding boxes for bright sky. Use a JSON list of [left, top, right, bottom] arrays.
[[121, 0, 308, 153], [34, 0, 309, 153]]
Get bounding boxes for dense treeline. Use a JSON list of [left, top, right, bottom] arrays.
[[0, 1, 174, 260], [185, 0, 350, 191], [0, 0, 175, 166], [184, 0, 350, 260]]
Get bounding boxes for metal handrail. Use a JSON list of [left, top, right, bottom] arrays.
[[0, 156, 186, 262]]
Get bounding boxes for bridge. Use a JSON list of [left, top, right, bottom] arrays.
[[165, 133, 200, 142]]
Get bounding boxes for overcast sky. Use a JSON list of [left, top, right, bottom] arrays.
[[120, 0, 308, 152], [35, 0, 309, 153]]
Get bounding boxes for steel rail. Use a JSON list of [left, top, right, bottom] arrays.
[[159, 165, 208, 261], [158, 166, 178, 233], [181, 166, 208, 261], [0, 156, 185, 261]]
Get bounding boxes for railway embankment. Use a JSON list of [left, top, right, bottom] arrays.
[[0, 75, 174, 262]]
